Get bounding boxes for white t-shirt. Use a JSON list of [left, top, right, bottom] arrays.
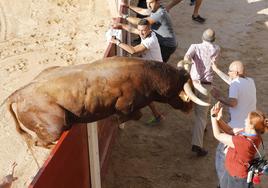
[[141, 32, 163, 62], [228, 77, 256, 128]]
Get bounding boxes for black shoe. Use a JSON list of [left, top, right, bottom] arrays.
[[192, 15, 206, 23], [190, 0, 195, 6], [192, 145, 208, 157]]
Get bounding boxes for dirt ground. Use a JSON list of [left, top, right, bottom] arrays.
[[102, 0, 268, 188]]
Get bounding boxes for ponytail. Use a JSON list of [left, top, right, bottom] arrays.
[[249, 111, 267, 135]]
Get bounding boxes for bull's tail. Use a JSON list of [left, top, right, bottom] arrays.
[[7, 101, 40, 168]]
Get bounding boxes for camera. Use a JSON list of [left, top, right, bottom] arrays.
[[249, 157, 268, 175]]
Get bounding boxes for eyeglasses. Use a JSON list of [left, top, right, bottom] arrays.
[[228, 69, 236, 73]]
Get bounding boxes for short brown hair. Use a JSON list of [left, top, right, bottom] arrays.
[[138, 19, 150, 26], [249, 111, 268, 134]]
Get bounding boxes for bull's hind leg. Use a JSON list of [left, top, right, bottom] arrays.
[[33, 113, 66, 149], [17, 100, 67, 149]]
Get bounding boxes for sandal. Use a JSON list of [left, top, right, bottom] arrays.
[[190, 0, 195, 6]]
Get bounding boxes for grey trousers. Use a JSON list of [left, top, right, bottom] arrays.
[[191, 85, 211, 147]]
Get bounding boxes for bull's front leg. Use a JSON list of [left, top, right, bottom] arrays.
[[115, 82, 136, 114], [116, 110, 143, 124]]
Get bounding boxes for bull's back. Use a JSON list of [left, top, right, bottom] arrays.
[[30, 57, 149, 115], [13, 57, 178, 116]]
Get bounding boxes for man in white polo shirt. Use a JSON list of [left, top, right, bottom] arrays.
[[110, 18, 164, 123]]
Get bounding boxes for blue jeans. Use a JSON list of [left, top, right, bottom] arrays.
[[220, 171, 248, 188], [216, 143, 226, 183]]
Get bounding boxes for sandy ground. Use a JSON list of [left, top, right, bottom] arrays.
[[0, 0, 267, 188], [0, 0, 114, 187], [102, 0, 268, 188]]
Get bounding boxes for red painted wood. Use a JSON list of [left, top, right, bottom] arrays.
[[29, 125, 90, 188]]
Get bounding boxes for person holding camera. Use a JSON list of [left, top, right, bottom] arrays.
[[210, 102, 268, 188]]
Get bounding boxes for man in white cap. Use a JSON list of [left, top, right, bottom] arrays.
[[183, 28, 220, 156]]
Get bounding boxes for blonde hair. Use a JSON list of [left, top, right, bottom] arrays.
[[249, 111, 268, 134]]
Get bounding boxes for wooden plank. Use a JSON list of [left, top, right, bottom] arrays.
[[87, 123, 101, 188], [29, 125, 90, 188]]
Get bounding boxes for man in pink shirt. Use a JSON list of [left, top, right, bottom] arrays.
[[183, 28, 220, 156]]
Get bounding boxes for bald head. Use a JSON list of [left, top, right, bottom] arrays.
[[202, 28, 216, 42], [229, 60, 245, 75]]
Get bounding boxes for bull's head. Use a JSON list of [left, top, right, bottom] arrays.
[[177, 60, 210, 107]]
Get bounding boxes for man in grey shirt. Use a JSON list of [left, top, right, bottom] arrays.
[[115, 0, 177, 62]]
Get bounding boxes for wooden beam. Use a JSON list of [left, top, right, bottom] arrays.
[[87, 123, 101, 188]]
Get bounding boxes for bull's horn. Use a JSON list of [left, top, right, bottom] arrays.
[[193, 82, 208, 96], [183, 81, 210, 106]]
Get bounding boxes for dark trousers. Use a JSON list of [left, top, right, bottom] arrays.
[[137, 0, 147, 18], [160, 45, 177, 63]]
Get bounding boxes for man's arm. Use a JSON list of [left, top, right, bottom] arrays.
[[126, 16, 156, 26], [212, 62, 231, 85], [183, 47, 195, 72], [166, 0, 183, 12], [210, 87, 238, 107], [121, 3, 151, 16], [110, 37, 147, 55], [126, 16, 142, 26], [129, 5, 151, 16], [112, 22, 139, 35]]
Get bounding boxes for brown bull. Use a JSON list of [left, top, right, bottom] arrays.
[[4, 56, 209, 148]]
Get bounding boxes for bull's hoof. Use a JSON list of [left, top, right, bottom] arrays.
[[34, 140, 55, 149], [118, 123, 126, 129]]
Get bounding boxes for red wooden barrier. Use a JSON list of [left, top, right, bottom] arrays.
[[29, 125, 91, 188]]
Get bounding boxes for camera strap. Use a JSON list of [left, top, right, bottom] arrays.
[[246, 137, 264, 158]]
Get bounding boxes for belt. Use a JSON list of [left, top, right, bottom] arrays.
[[200, 81, 212, 85]]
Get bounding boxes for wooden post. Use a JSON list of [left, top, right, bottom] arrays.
[[87, 122, 101, 188], [127, 0, 131, 46]]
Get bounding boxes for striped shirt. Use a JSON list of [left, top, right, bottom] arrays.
[[185, 41, 220, 83]]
